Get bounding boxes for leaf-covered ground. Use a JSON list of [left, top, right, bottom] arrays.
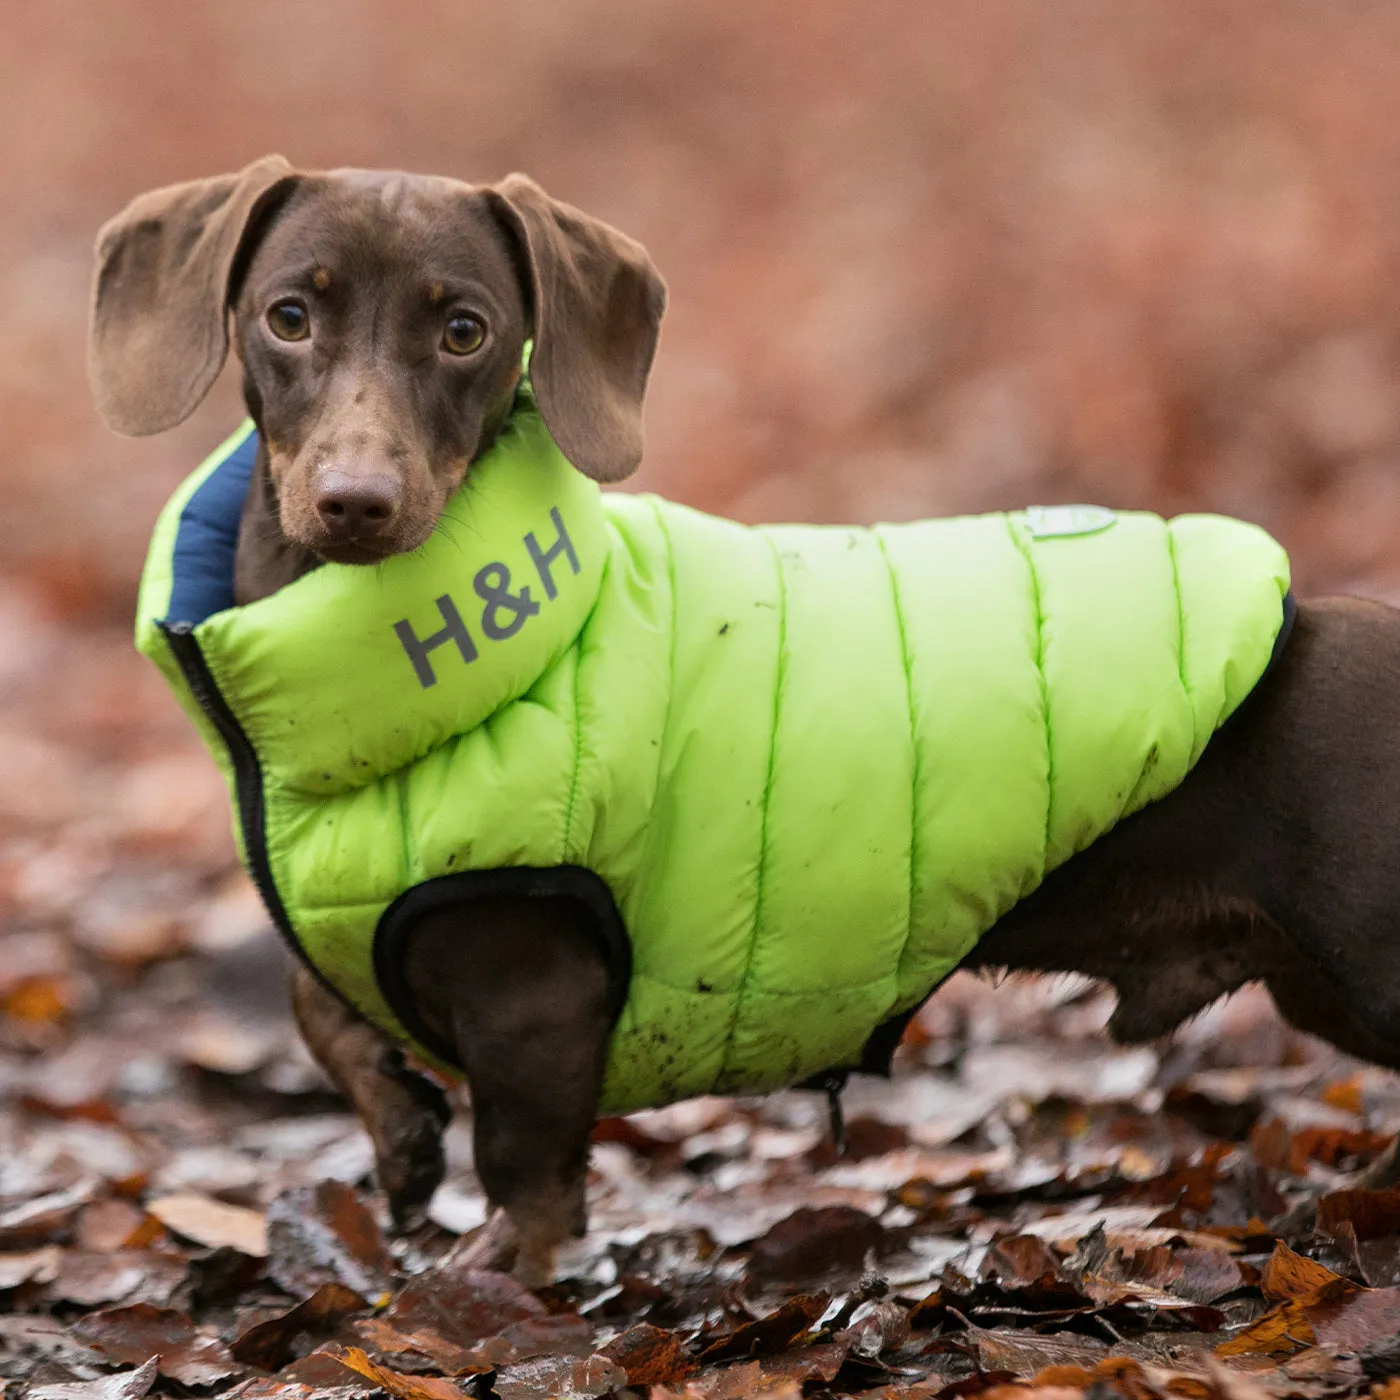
[[5, 591, 1400, 1400]]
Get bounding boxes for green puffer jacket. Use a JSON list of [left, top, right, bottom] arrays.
[[138, 395, 1291, 1116]]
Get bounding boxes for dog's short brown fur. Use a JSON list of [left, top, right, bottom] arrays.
[[90, 157, 1400, 1286]]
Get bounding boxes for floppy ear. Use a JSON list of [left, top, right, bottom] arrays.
[[485, 173, 666, 482], [88, 154, 297, 436]]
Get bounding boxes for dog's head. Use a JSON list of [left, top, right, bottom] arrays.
[[88, 156, 666, 564]]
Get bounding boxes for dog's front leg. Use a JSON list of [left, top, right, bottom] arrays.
[[403, 899, 614, 1288], [290, 966, 450, 1228]]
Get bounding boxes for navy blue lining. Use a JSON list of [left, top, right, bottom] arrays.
[[165, 427, 259, 626]]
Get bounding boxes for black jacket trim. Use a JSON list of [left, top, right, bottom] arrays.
[[372, 865, 634, 1071], [159, 622, 345, 1001], [1269, 590, 1297, 675]]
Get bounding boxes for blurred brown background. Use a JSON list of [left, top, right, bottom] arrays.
[[4, 1, 1400, 1029], [5, 0, 1400, 615]]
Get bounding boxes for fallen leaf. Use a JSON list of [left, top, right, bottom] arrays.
[[1290, 1125, 1391, 1170], [1260, 1240, 1347, 1300], [73, 1302, 242, 1387], [220, 1382, 325, 1400], [1317, 1189, 1400, 1243], [324, 1344, 470, 1400], [497, 1314, 595, 1362], [599, 1322, 693, 1385], [147, 1192, 268, 1256], [757, 1341, 848, 1384], [746, 1206, 882, 1283], [698, 1293, 829, 1361], [0, 1179, 98, 1246], [1304, 1284, 1400, 1350], [44, 1249, 188, 1308], [1113, 1243, 1244, 1304], [981, 1234, 1065, 1288], [493, 1352, 626, 1400], [278, 1345, 384, 1393], [841, 1299, 911, 1357], [1215, 1276, 1358, 1358], [74, 1200, 162, 1252], [265, 1181, 393, 1297], [384, 1265, 546, 1351], [28, 1357, 159, 1400], [967, 1324, 1110, 1376], [231, 1282, 370, 1371], [0, 1246, 61, 1289], [350, 1317, 481, 1375], [1201, 1355, 1281, 1400]]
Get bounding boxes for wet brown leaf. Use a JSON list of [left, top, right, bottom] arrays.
[[982, 1234, 1066, 1289], [349, 1317, 482, 1375], [496, 1313, 595, 1361], [841, 1298, 911, 1357], [324, 1344, 471, 1400], [382, 1264, 547, 1350], [276, 1345, 383, 1394], [73, 1200, 162, 1253], [757, 1340, 848, 1384], [72, 1302, 242, 1387], [266, 1181, 393, 1298], [44, 1249, 188, 1308], [1316, 1189, 1400, 1243], [0, 1180, 98, 1247], [967, 1325, 1110, 1377], [1215, 1275, 1359, 1358], [146, 1191, 268, 1256], [27, 1356, 159, 1400], [231, 1282, 370, 1371], [1304, 1284, 1400, 1350], [1260, 1240, 1348, 1300], [746, 1206, 882, 1284], [1111, 1243, 1245, 1304], [492, 1352, 626, 1400], [599, 1321, 693, 1385], [0, 1245, 61, 1289], [654, 1360, 801, 1400], [698, 1292, 829, 1361]]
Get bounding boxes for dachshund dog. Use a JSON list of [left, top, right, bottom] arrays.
[[89, 156, 1400, 1284]]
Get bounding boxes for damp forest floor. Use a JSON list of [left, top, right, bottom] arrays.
[[4, 588, 1400, 1400]]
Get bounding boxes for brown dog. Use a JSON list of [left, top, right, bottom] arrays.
[[89, 156, 1400, 1286]]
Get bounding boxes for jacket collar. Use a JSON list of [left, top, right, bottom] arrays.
[[138, 394, 609, 796]]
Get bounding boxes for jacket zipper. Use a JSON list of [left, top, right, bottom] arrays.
[[159, 621, 296, 943]]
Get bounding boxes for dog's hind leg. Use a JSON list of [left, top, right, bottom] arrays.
[[290, 967, 450, 1229]]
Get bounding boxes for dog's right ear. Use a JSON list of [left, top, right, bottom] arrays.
[[485, 174, 666, 483], [89, 154, 297, 436]]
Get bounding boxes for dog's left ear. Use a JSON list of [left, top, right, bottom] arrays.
[[89, 154, 298, 436], [485, 174, 666, 482]]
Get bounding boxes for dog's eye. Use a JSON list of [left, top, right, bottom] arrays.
[[442, 314, 485, 356], [267, 300, 310, 342]]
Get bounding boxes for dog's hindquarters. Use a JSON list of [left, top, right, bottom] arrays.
[[963, 595, 1400, 1069]]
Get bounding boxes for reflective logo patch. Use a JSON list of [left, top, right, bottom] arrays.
[[393, 505, 580, 689], [1025, 505, 1117, 539]]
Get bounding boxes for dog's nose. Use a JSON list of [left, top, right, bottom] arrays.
[[314, 470, 401, 536]]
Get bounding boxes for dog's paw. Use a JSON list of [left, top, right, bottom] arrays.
[[439, 1208, 560, 1288]]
